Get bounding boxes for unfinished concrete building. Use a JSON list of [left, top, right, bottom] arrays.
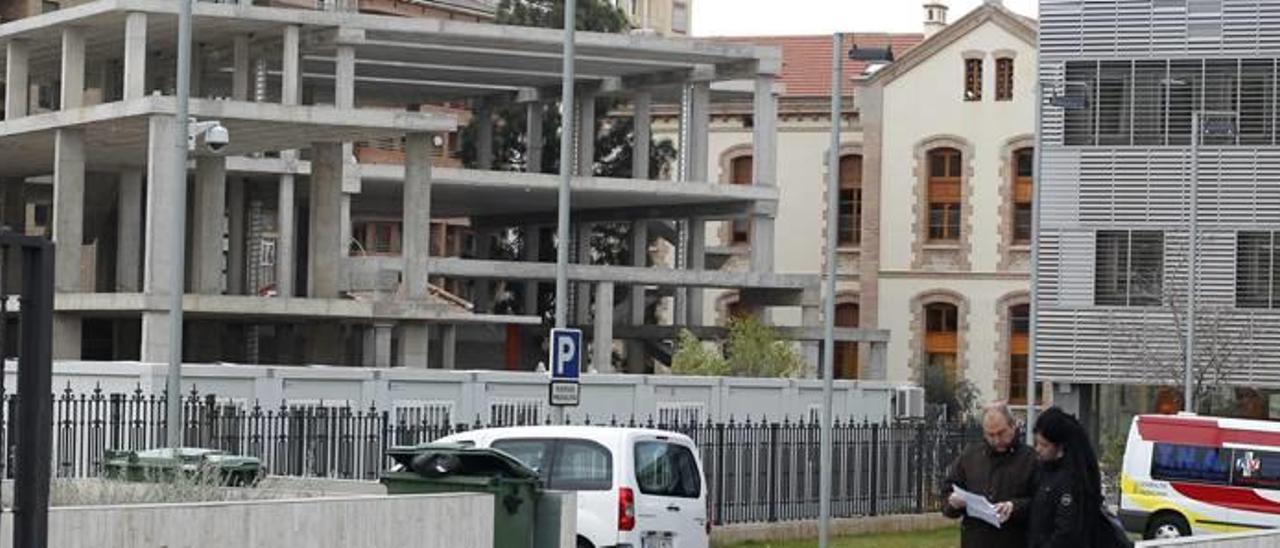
[[0, 0, 863, 373]]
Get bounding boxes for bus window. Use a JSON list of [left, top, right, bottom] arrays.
[[1151, 443, 1231, 485], [1231, 450, 1280, 489]]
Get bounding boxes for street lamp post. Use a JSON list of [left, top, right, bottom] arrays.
[[167, 0, 195, 450], [552, 0, 577, 425]]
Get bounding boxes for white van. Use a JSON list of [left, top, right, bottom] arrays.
[[436, 426, 709, 548], [1120, 413, 1280, 540]]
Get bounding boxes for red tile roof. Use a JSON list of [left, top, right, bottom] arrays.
[[717, 33, 926, 97]]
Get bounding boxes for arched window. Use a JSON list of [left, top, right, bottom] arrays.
[[835, 302, 859, 379], [838, 155, 862, 246], [1008, 304, 1030, 404], [1012, 148, 1034, 244], [924, 302, 959, 382], [927, 148, 962, 241], [730, 155, 753, 244]]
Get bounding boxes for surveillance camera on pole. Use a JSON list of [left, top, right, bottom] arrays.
[[187, 119, 230, 155]]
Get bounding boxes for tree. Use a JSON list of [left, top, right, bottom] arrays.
[[671, 316, 804, 378], [922, 364, 980, 422], [1111, 259, 1253, 415], [470, 0, 679, 319]]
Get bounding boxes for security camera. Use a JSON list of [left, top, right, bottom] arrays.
[[188, 119, 230, 155]]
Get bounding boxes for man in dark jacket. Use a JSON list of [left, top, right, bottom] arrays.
[[942, 403, 1039, 548]]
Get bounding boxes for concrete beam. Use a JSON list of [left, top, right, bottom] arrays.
[[632, 92, 652, 179], [144, 115, 178, 295], [472, 200, 766, 229], [123, 12, 148, 101], [61, 27, 86, 110], [403, 133, 434, 300], [426, 257, 815, 290], [226, 176, 246, 295], [116, 170, 143, 293], [192, 156, 227, 294], [524, 102, 543, 174], [277, 174, 296, 297], [308, 142, 344, 298], [232, 34, 250, 101], [53, 128, 84, 293], [593, 281, 615, 373], [609, 325, 890, 344], [4, 40, 29, 119], [282, 25, 301, 106]]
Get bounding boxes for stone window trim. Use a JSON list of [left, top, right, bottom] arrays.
[[961, 50, 987, 61], [912, 136, 975, 272], [998, 135, 1036, 272], [716, 143, 755, 250], [908, 289, 970, 387], [991, 49, 1019, 60], [994, 290, 1030, 403]]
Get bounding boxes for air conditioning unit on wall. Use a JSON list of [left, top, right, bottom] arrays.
[[894, 386, 925, 419]]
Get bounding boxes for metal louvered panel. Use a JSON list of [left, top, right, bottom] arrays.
[[1041, 0, 1280, 59], [1039, 148, 1080, 228], [1038, 230, 1063, 304], [1057, 230, 1096, 307], [1041, 63, 1068, 145]]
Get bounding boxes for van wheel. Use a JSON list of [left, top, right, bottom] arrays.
[[576, 537, 594, 548], [1145, 512, 1191, 540]]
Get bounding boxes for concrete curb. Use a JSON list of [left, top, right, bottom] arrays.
[[711, 513, 955, 545]]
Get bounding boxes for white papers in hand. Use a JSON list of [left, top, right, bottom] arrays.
[[953, 486, 1002, 528]]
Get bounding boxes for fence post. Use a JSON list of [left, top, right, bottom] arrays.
[[870, 423, 880, 517], [715, 422, 726, 526], [916, 422, 926, 513], [768, 422, 779, 522]]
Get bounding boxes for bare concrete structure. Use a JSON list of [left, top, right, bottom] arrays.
[[0, 0, 883, 372]]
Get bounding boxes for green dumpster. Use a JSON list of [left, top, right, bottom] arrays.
[[102, 448, 263, 486], [381, 444, 541, 548]]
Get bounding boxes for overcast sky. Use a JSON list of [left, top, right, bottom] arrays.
[[692, 0, 1038, 37]]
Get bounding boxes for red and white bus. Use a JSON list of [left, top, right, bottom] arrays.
[[1121, 414, 1280, 540]]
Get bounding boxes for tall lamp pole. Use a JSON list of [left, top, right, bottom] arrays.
[[167, 0, 195, 450], [552, 0, 577, 424]]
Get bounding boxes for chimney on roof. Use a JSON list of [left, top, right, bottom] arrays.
[[923, 1, 949, 38]]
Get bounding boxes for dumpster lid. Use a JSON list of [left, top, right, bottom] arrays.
[[386, 444, 539, 480]]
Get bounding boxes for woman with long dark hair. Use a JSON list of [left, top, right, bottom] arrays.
[[1029, 407, 1107, 547]]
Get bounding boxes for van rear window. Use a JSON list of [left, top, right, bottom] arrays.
[[1151, 443, 1231, 485], [635, 442, 701, 499]]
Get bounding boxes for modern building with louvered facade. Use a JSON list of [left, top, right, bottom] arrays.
[[1037, 0, 1280, 433]]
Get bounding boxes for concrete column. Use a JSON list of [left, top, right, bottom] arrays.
[[689, 82, 710, 182], [525, 102, 544, 173], [475, 104, 494, 170], [226, 177, 246, 295], [144, 115, 178, 295], [751, 72, 779, 273], [632, 92, 652, 179], [140, 312, 170, 363], [190, 44, 204, 98], [282, 25, 301, 106], [61, 27, 86, 110], [523, 226, 541, 315], [575, 223, 592, 324], [123, 13, 148, 101], [626, 219, 648, 373], [576, 89, 597, 176], [1, 182, 24, 232], [192, 157, 226, 294], [441, 324, 457, 370], [867, 341, 888, 381], [403, 133, 434, 300], [116, 170, 143, 292], [686, 219, 705, 326], [4, 40, 29, 119], [399, 323, 429, 369], [277, 174, 296, 297], [335, 45, 355, 109], [801, 305, 821, 378], [53, 129, 85, 293], [370, 323, 393, 368], [231, 35, 250, 101], [593, 281, 615, 373], [473, 230, 493, 313], [308, 143, 344, 297]]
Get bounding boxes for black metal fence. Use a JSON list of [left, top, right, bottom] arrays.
[[2, 386, 980, 525]]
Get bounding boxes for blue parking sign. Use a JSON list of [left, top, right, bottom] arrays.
[[550, 328, 582, 382]]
